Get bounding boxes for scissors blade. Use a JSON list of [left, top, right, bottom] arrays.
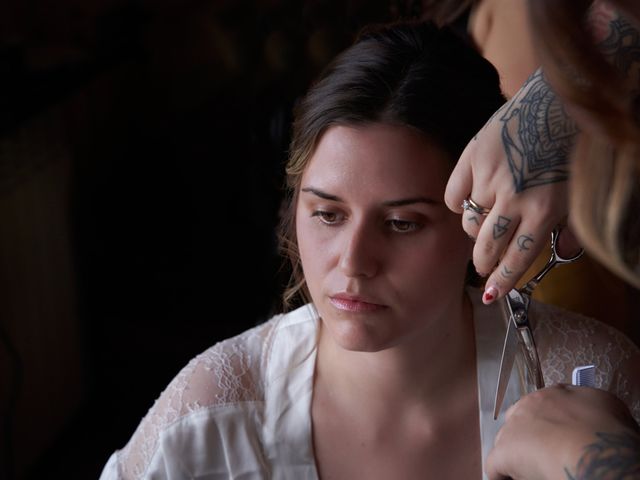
[[493, 296, 520, 419]]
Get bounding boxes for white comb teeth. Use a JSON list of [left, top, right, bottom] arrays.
[[572, 365, 596, 387]]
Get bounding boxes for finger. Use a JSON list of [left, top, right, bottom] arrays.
[[444, 143, 474, 213], [503, 401, 519, 422], [485, 443, 514, 480], [482, 225, 548, 304], [482, 214, 559, 303], [486, 413, 526, 480], [472, 205, 519, 278], [460, 185, 495, 245], [462, 210, 487, 242]]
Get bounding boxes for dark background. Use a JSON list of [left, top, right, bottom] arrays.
[[3, 2, 640, 479], [0, 1, 421, 478]]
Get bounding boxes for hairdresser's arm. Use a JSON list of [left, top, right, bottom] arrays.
[[485, 385, 640, 480], [444, 1, 640, 303]]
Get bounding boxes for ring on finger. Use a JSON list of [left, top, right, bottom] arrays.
[[461, 197, 491, 216]]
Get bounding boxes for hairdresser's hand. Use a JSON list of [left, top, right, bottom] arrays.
[[486, 385, 640, 480], [445, 69, 579, 304]]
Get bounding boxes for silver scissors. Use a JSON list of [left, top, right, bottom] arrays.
[[493, 227, 584, 419]]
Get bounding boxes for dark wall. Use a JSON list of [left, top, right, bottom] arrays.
[[0, 1, 419, 478]]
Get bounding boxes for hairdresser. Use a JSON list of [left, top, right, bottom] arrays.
[[436, 0, 640, 478]]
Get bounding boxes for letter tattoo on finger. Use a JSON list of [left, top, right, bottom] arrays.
[[467, 215, 480, 225], [517, 234, 534, 251], [493, 216, 511, 239], [500, 264, 514, 279]]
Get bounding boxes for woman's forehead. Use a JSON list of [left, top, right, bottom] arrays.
[[301, 124, 451, 192]]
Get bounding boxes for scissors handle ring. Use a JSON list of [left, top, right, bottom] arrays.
[[520, 228, 584, 297], [550, 227, 585, 264]]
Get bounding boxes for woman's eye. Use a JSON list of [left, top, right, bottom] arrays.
[[312, 210, 342, 225], [387, 219, 420, 233]]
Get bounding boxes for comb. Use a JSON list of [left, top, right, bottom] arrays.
[[571, 365, 595, 387]]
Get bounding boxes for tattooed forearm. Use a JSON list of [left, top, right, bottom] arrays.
[[590, 3, 640, 78], [564, 431, 640, 480], [588, 3, 640, 124], [500, 70, 578, 192]]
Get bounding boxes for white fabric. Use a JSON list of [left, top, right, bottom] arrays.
[[99, 289, 640, 479], [473, 290, 526, 480]]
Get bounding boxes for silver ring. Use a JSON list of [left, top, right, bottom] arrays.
[[462, 197, 491, 216]]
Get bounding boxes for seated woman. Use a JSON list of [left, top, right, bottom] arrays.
[[99, 21, 640, 479]]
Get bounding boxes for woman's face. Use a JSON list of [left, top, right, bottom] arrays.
[[296, 123, 472, 352]]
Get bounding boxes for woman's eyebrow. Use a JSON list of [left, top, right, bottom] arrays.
[[383, 197, 441, 207], [301, 187, 440, 206], [301, 187, 343, 202]]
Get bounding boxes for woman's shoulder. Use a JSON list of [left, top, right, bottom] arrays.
[[136, 304, 318, 428], [530, 299, 640, 421], [530, 298, 639, 368], [102, 305, 319, 479], [186, 315, 281, 405], [185, 303, 318, 405]]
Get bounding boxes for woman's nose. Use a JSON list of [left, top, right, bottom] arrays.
[[338, 225, 379, 278]]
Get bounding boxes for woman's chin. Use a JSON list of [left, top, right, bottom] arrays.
[[321, 315, 395, 353]]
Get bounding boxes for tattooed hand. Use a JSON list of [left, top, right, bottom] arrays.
[[445, 69, 578, 303], [486, 385, 640, 480]]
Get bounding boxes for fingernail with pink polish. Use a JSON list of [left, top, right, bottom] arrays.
[[483, 285, 499, 305]]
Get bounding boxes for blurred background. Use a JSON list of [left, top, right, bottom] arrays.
[[0, 1, 422, 478]]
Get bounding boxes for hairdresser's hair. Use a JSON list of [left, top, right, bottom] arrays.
[[277, 21, 504, 309], [527, 0, 640, 287], [418, 0, 477, 27]]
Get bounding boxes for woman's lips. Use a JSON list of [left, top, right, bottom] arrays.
[[329, 295, 387, 313]]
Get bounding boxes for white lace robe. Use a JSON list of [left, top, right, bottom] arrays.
[[99, 289, 640, 479]]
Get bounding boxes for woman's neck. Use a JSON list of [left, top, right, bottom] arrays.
[[311, 292, 483, 479], [313, 292, 477, 416]]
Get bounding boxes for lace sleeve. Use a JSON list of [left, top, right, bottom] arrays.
[[101, 318, 278, 480], [532, 301, 640, 423], [610, 353, 640, 424]]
